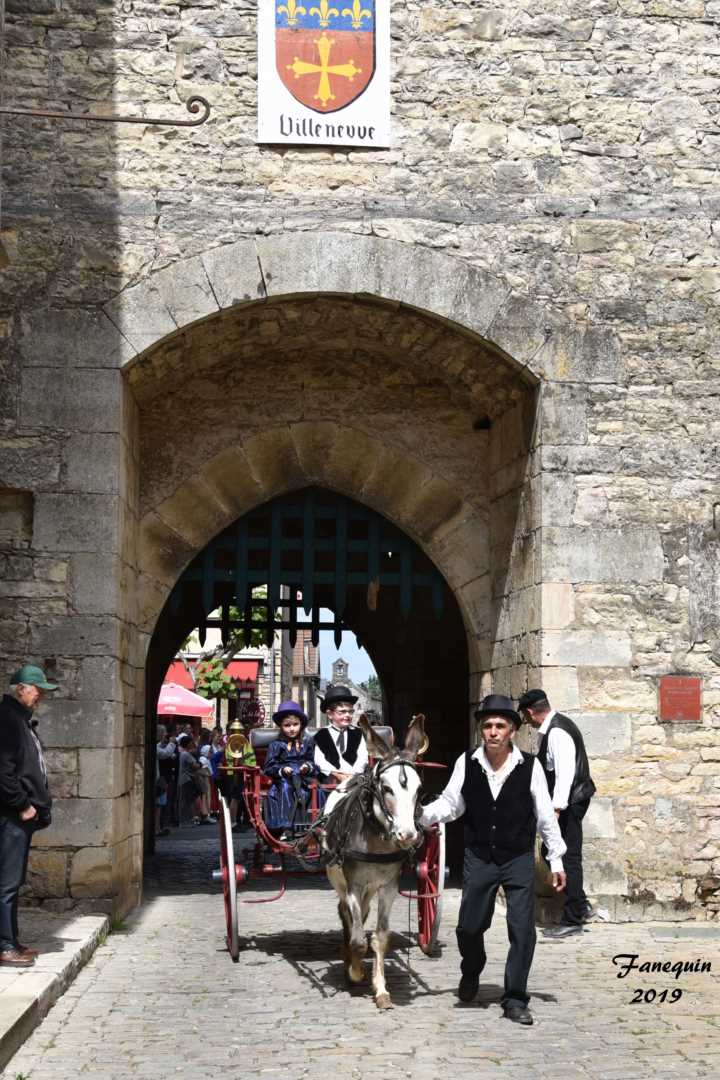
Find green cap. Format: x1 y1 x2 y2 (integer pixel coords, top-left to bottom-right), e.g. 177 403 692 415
10 664 59 691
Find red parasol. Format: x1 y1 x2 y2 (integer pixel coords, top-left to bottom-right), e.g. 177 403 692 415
158 682 216 719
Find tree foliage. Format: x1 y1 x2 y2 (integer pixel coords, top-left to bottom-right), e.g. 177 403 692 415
193 656 238 700
361 674 381 698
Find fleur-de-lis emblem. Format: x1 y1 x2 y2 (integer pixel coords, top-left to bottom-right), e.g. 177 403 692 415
309 0 340 27
277 0 307 26
341 0 372 29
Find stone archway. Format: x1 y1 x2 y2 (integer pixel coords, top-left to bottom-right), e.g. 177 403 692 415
130 290 540 695
127 284 542 884
15 232 625 914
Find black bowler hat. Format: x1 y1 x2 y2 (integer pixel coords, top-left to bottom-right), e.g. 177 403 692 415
474 694 521 728
517 688 550 712
320 684 358 713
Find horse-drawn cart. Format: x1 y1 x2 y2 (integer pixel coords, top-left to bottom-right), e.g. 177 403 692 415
213 717 446 993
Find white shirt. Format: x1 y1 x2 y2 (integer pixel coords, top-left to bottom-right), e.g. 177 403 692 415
31 728 47 780
157 740 176 759
421 744 566 871
537 711 576 811
313 724 369 777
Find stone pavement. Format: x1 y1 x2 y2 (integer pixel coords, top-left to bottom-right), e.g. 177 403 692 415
0 909 108 1072
2 824 719 1080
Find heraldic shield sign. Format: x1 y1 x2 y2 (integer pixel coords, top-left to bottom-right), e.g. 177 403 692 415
258 0 390 148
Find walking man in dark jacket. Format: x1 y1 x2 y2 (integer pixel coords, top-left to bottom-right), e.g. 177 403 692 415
0 664 58 966
518 689 597 939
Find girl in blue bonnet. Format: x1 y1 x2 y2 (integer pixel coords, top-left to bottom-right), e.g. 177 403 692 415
263 701 318 836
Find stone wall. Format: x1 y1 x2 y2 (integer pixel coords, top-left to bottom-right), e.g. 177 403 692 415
0 0 718 917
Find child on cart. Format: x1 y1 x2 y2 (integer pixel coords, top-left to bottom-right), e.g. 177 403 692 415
263 701 319 838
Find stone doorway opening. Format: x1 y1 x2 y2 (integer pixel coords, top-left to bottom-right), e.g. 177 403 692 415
144 485 470 876
127 274 539 906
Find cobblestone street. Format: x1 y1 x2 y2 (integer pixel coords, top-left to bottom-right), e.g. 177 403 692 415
3 827 719 1080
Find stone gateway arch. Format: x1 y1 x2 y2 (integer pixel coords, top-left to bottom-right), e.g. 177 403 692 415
4 231 714 920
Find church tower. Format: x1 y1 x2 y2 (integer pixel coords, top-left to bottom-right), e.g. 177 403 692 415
331 657 349 685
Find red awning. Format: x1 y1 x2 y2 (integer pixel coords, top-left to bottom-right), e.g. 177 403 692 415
164 659 259 690
226 661 260 682
165 661 194 690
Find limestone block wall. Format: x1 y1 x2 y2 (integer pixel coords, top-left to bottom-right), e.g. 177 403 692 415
0 0 718 917
0 375 143 914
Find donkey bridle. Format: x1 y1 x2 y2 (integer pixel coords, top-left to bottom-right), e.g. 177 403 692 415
343 757 424 864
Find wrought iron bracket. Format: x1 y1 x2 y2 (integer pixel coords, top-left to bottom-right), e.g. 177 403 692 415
0 94 211 127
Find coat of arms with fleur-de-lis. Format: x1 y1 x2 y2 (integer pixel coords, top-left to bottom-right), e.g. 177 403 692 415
275 0 376 113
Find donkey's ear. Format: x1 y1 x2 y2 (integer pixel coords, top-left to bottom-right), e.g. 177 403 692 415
403 714 429 761
358 713 393 760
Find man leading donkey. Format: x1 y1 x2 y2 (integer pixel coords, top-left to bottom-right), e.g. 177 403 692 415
421 695 566 1025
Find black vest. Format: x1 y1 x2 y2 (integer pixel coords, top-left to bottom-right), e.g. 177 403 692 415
537 713 596 806
313 726 362 771
461 751 536 865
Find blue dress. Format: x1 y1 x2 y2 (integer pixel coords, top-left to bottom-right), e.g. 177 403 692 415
263 735 319 830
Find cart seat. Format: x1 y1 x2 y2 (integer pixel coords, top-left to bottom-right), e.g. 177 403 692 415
249 728 281 751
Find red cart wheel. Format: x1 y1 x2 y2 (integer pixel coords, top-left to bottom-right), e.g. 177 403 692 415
417 823 445 955
218 794 240 961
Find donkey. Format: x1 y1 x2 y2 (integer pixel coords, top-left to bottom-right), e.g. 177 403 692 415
322 713 427 1009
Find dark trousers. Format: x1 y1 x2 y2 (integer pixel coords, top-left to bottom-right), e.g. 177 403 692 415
0 813 35 952
179 781 199 825
456 848 536 1010
556 801 590 925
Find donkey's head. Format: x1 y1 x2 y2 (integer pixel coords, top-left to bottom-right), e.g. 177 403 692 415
359 714 428 851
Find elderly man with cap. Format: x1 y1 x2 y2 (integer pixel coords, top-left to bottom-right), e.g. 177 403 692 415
518 689 596 939
313 684 368 784
421 694 566 1025
0 664 58 966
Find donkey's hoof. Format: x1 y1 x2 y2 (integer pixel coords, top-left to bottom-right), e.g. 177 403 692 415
346 966 365 985
375 993 393 1010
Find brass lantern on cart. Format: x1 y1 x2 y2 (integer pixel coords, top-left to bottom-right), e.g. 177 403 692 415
224 719 253 776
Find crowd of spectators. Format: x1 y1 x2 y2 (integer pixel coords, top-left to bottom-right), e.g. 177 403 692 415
155 722 224 834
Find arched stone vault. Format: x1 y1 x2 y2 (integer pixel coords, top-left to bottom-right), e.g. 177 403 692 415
132 294 534 514
116 231 621 708
128 282 544 691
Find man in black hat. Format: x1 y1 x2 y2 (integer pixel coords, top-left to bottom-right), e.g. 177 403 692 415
518 689 596 938
421 694 566 1025
0 664 58 967
313 685 368 783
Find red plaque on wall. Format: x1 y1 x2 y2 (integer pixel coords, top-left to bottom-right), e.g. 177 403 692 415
659 676 702 723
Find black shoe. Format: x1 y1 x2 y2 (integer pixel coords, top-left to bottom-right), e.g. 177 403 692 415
504 1006 533 1025
542 923 583 939
458 974 479 1002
